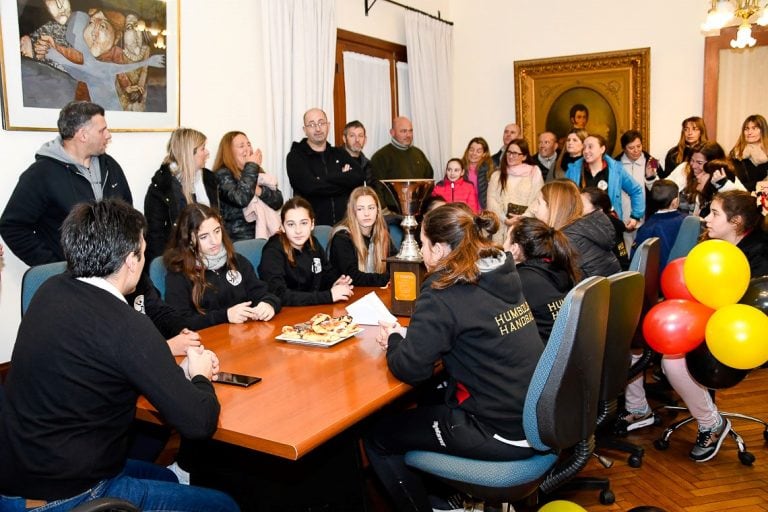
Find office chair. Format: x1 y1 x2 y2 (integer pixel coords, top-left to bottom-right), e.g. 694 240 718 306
149 256 168 300
666 215 703 263
313 225 333 252
404 276 613 507
234 238 268 278
589 272 646 468
21 261 68 316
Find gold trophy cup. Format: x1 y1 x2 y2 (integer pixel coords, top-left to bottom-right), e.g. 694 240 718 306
380 179 434 315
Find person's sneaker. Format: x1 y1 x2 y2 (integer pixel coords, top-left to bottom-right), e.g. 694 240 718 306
430 493 484 511
166 461 190 485
690 416 731 462
614 408 656 434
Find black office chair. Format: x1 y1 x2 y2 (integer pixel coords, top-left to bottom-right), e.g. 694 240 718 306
404 276 613 507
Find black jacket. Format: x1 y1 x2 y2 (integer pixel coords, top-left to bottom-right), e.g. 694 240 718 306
143 164 220 263
258 234 340 306
517 258 573 342
563 210 622 278
386 253 543 440
216 162 284 242
164 253 281 330
738 228 768 277
732 157 768 193
125 272 187 339
327 229 393 287
0 153 132 266
286 139 364 225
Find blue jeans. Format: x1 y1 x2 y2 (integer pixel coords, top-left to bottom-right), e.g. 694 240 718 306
0 460 239 512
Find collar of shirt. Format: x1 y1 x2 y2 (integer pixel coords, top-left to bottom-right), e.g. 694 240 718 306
77 276 128 303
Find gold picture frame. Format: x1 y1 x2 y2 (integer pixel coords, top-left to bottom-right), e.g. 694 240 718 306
0 0 180 132
514 48 650 156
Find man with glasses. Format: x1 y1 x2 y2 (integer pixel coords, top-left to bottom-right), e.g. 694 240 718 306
370 116 434 215
287 108 364 225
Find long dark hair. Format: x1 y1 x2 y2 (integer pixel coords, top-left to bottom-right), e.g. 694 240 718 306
508 217 582 284
683 141 725 205
279 196 318 267
672 116 708 167
713 190 763 236
421 203 500 289
164 204 238 313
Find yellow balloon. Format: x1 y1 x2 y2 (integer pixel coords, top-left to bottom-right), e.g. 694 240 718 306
539 501 588 512
683 240 750 309
705 304 768 369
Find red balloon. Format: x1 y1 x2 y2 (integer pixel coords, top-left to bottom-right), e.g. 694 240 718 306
642 299 714 354
661 258 696 301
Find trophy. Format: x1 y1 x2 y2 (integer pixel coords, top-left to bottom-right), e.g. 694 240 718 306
380 179 434 316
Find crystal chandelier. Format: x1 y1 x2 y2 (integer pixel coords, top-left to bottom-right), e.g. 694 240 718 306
702 0 768 48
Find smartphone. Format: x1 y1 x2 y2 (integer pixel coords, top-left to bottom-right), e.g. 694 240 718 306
215 372 262 387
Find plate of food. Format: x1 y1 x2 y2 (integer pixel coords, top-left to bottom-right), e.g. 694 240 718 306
276 313 364 347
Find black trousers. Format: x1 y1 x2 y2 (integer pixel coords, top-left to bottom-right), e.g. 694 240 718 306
364 404 533 512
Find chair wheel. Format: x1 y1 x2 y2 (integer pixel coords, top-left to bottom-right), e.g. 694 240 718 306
654 415 662 426
628 454 643 468
654 439 669 450
599 489 616 505
763 429 768 442
739 451 755 466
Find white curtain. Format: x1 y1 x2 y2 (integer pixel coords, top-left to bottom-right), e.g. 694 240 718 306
342 51 392 156
396 62 411 123
261 0 336 196
717 46 768 152
404 12 453 181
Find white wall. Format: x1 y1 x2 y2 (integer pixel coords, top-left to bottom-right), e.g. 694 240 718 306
0 0 712 361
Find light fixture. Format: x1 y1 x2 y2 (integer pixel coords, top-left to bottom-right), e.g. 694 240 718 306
701 0 768 48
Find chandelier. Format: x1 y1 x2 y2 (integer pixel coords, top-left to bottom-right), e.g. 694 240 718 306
701 0 768 48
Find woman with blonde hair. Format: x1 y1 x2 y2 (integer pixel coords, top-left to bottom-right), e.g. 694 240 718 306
214 131 284 242
328 186 394 287
663 116 708 176
552 128 588 181
145 127 219 263
729 114 768 192
461 136 495 209
530 180 620 277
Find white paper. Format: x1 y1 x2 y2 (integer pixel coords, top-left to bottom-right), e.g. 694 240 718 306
345 291 397 325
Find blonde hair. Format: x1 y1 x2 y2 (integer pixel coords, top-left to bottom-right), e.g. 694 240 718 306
163 127 207 204
332 186 390 273
539 180 583 230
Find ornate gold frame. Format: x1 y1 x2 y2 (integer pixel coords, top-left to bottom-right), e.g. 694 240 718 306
514 48 650 156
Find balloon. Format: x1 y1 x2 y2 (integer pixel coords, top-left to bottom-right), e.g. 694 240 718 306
705 304 768 369
539 501 587 512
686 342 749 389
660 257 695 301
683 239 751 309
739 275 768 315
642 300 714 354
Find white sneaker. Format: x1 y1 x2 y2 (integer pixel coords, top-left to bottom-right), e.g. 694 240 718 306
166 461 190 485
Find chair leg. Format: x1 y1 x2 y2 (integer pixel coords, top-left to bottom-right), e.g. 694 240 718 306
555 477 615 505
596 435 645 468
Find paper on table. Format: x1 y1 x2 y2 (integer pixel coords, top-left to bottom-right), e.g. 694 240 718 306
345 291 397 325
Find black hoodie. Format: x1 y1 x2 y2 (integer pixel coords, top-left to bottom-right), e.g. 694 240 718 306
563 210 621 278
386 253 543 440
516 258 574 343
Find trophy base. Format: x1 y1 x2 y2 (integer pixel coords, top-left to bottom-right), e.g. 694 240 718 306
387 257 427 317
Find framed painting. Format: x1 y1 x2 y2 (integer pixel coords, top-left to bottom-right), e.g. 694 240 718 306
514 48 650 156
0 0 179 131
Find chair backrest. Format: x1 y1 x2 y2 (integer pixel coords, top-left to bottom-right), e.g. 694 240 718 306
667 215 703 262
388 223 404 248
600 271 645 401
233 238 268 277
149 257 167 300
629 237 661 312
523 276 610 451
21 261 67 316
313 225 333 251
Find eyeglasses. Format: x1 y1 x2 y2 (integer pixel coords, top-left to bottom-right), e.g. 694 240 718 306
305 120 328 129
506 151 523 157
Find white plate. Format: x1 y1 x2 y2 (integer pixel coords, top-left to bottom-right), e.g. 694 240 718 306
275 328 365 348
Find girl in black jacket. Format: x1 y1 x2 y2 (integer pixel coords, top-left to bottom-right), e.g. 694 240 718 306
258 197 354 306
144 128 219 263
327 186 394 287
163 204 280 330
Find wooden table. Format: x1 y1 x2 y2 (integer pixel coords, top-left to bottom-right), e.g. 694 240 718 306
136 288 410 460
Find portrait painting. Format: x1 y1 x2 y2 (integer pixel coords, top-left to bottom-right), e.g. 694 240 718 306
514 48 650 157
0 0 179 131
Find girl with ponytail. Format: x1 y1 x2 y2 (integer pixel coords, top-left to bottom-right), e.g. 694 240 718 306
365 203 544 511
506 217 581 342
